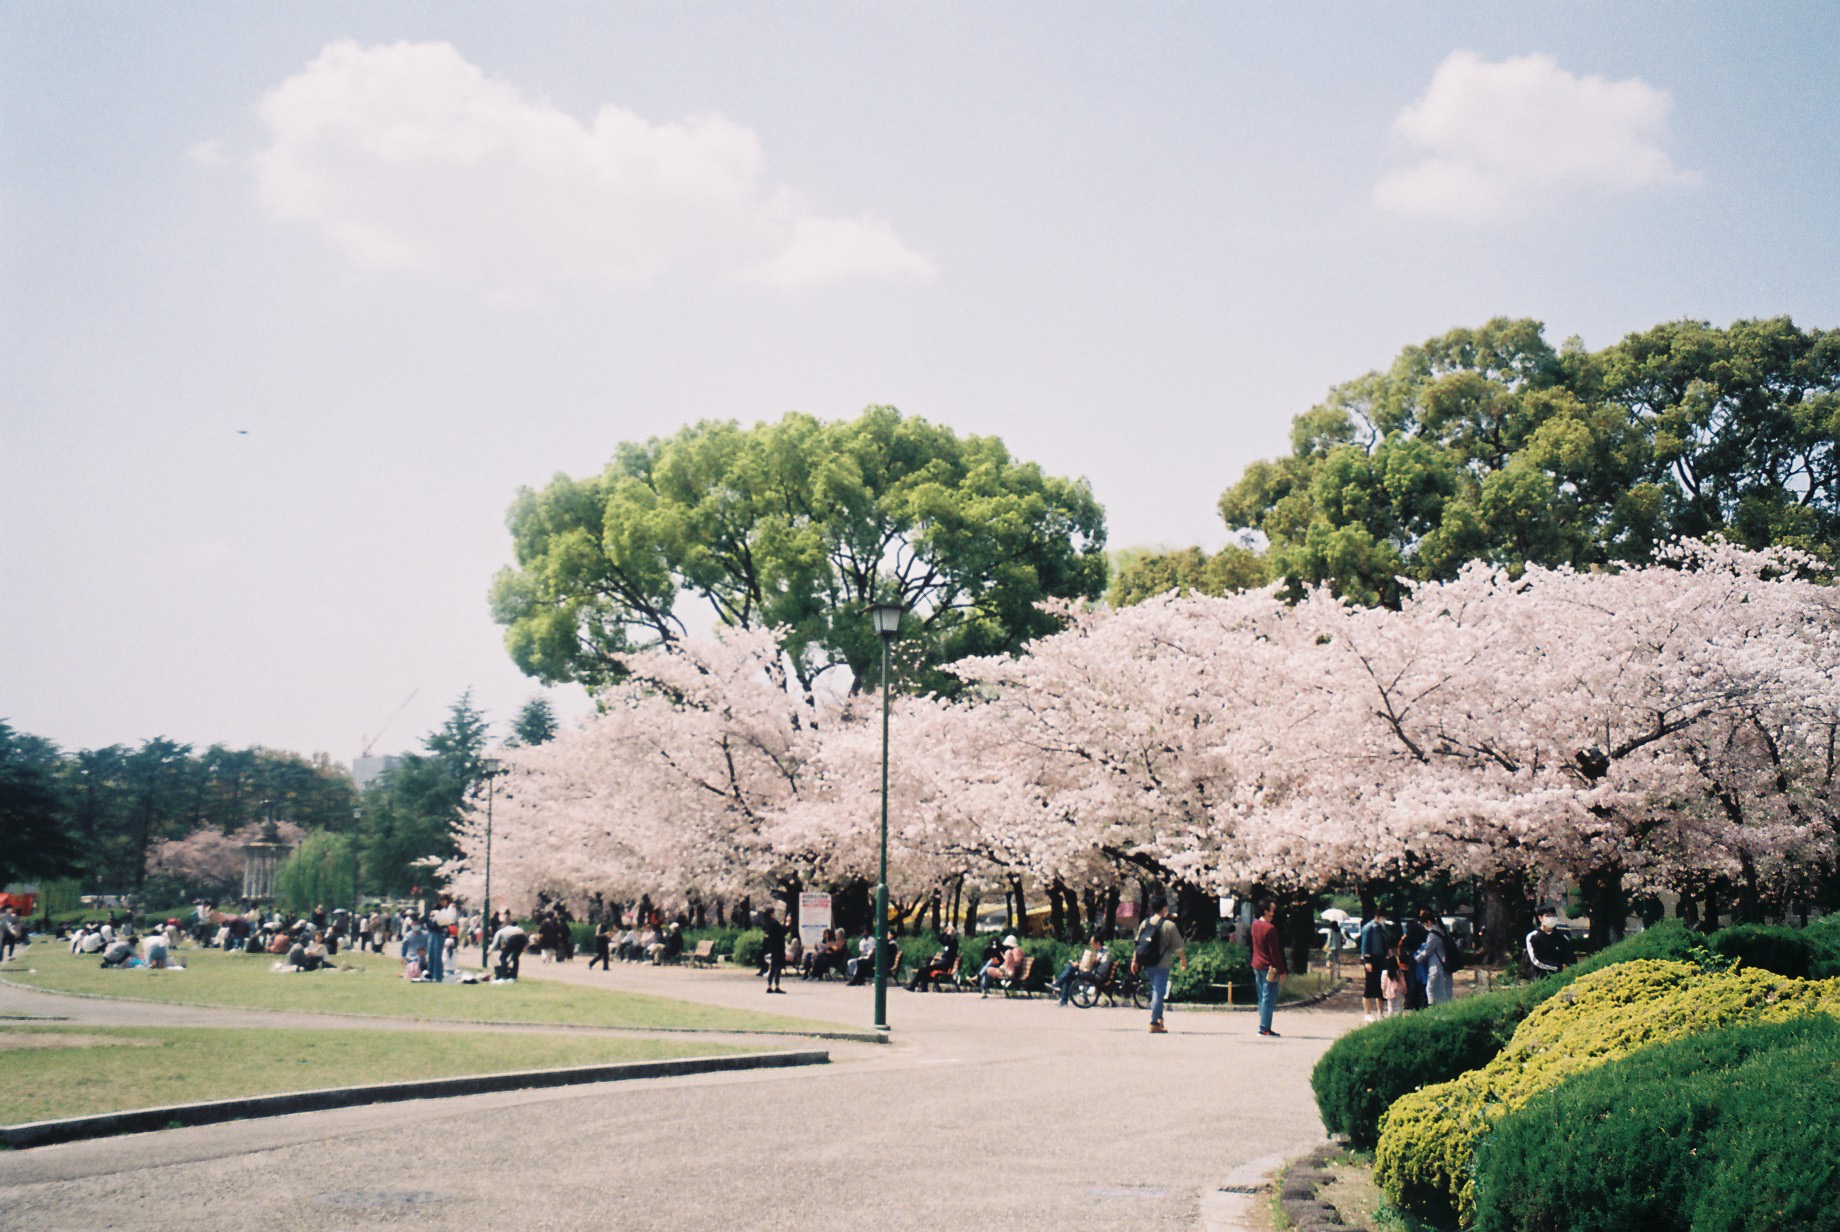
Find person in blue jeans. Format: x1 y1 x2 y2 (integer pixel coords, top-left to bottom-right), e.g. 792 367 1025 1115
421 917 445 983
1133 894 1187 1033
1249 898 1288 1037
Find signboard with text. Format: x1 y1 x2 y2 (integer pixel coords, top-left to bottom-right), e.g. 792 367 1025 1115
799 891 832 951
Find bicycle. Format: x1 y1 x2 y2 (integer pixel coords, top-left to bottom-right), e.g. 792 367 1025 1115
1070 963 1149 1009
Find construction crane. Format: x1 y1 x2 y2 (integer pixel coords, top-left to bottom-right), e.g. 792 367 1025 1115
360 688 420 759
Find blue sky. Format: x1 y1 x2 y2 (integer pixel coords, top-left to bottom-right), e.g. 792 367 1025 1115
4 4 1837 761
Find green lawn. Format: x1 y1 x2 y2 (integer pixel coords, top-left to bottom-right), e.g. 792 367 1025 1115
3 946 844 1035
0 1025 745 1124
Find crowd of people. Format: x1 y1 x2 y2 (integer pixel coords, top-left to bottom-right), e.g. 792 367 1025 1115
1355 902 1575 1023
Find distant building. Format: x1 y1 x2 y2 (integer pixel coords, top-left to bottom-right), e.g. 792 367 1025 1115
352 754 401 792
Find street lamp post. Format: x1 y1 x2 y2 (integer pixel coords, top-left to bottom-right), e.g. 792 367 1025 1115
480 757 503 971
869 602 903 1035
351 807 362 920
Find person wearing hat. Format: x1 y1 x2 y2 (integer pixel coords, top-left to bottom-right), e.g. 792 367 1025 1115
977 933 1025 996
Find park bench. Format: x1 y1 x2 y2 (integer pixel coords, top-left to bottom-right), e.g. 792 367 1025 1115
690 939 719 967
997 955 1037 997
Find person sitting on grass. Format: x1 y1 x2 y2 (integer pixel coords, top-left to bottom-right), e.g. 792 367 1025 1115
142 930 171 969
100 933 135 969
978 934 1025 997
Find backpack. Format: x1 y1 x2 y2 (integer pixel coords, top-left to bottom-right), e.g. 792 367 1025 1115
1445 932 1469 973
1133 919 1164 968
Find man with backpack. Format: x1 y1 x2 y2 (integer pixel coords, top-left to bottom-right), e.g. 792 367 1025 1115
1132 894 1186 1034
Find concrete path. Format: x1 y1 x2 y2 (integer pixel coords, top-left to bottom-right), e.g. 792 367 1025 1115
0 955 1352 1231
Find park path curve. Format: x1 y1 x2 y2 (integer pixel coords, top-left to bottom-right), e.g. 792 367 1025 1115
0 950 1354 1231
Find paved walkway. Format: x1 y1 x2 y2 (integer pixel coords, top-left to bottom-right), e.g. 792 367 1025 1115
0 953 1352 1231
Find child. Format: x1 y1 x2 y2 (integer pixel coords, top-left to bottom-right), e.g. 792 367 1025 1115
1380 965 1404 1017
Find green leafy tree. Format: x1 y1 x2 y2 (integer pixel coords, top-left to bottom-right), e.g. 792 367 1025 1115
273 831 356 914
508 696 558 747
1109 544 1270 606
1216 316 1840 603
491 406 1108 696
0 721 81 886
358 693 489 895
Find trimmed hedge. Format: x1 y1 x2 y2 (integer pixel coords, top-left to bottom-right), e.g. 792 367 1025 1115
730 928 767 970
1372 959 1840 1224
1473 1015 1840 1232
1310 920 1702 1149
1311 982 1543 1148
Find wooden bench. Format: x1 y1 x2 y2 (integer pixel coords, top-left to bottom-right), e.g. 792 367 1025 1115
998 955 1037 997
690 939 719 967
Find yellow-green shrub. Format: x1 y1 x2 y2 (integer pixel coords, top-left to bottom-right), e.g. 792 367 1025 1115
1372 959 1840 1224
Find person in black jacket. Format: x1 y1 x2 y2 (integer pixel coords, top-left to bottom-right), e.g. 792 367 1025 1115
1524 906 1575 975
908 928 959 991
759 907 787 994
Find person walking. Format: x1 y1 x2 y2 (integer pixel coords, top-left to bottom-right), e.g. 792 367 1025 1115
1358 905 1392 1023
589 920 613 971
1249 898 1288 1037
760 907 787 994
1132 894 1187 1034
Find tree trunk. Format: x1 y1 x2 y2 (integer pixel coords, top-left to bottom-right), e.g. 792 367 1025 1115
1048 877 1066 941
1284 896 1312 975
1479 872 1531 966
1176 884 1215 942
1580 866 1627 948
1103 885 1120 940
961 889 979 936
929 887 943 935
1009 874 1028 937
1062 882 1084 941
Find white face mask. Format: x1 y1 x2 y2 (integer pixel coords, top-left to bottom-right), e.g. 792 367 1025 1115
1540 915 1558 929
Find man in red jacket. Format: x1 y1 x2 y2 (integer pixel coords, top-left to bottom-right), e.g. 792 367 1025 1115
1249 898 1288 1037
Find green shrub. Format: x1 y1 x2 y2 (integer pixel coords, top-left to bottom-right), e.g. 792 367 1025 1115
1707 923 1819 979
1312 983 1543 1148
1308 922 1696 1151
1169 941 1252 1002
1374 959 1840 1224
1473 1016 1840 1232
730 928 766 970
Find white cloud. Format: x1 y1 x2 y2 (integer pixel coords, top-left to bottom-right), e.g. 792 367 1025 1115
750 214 937 288
246 40 934 293
1374 51 1697 220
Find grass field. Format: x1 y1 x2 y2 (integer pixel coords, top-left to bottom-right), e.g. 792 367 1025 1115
2 946 843 1035
0 1025 744 1124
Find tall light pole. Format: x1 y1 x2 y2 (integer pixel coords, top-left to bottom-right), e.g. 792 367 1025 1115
869 601 903 1035
351 807 362 919
479 757 503 970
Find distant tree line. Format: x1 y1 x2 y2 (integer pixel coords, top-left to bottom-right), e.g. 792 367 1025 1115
0 721 358 893
1 693 560 905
